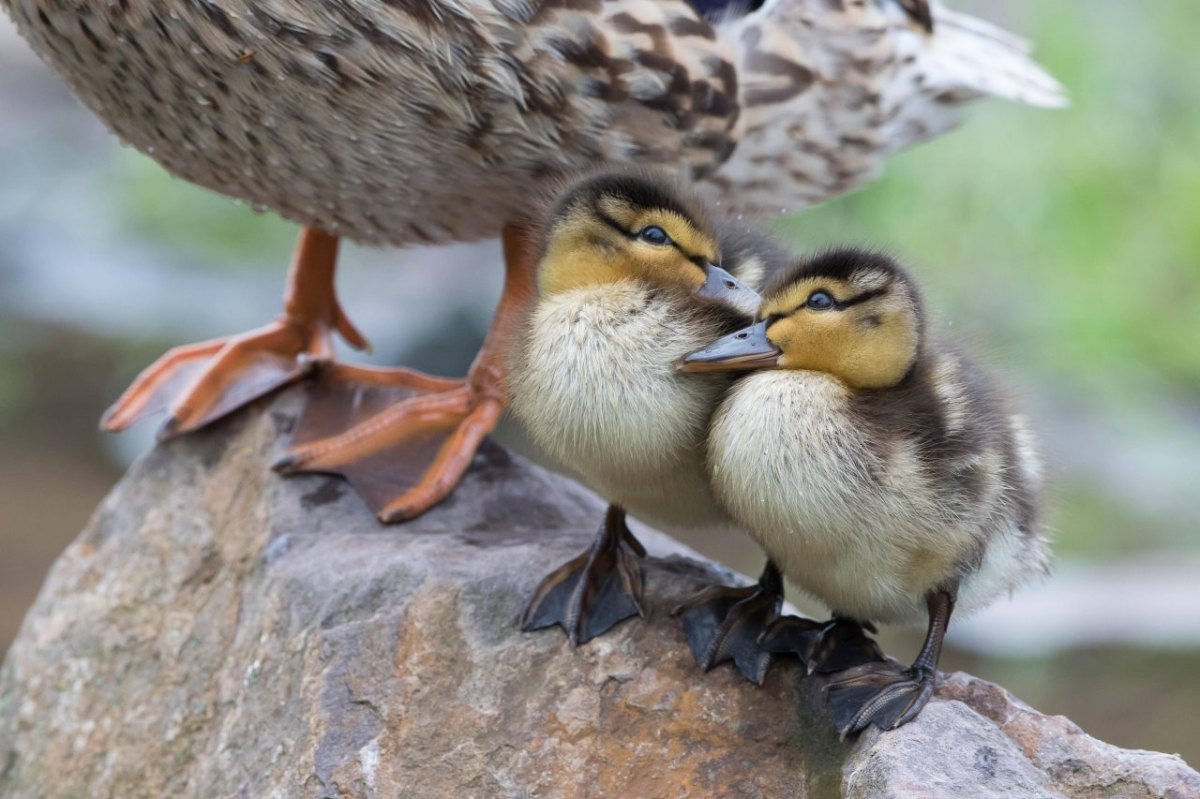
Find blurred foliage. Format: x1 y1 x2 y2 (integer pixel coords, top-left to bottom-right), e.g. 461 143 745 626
0 329 33 425
1050 481 1183 561
947 645 1200 763
110 150 296 270
776 0 1200 402
0 319 51 430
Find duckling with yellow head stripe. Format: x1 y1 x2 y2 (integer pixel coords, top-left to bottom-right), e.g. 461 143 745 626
509 169 790 676
682 248 1049 734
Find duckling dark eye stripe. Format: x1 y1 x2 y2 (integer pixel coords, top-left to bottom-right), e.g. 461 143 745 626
595 210 633 238
842 287 889 307
625 221 706 266
783 286 888 314
595 210 680 253
594 206 707 269
670 244 711 272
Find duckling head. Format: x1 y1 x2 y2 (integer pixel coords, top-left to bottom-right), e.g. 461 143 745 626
536 170 761 315
680 248 923 389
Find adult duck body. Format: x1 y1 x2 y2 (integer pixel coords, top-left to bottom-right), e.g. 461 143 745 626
4 0 1065 518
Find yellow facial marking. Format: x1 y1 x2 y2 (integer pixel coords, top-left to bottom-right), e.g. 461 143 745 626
762 275 919 390
537 195 720 297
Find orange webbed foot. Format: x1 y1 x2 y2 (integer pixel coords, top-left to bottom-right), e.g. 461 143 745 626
273 224 536 522
100 228 367 439
273 363 504 522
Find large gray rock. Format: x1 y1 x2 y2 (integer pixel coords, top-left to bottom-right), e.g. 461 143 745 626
1 394 1196 798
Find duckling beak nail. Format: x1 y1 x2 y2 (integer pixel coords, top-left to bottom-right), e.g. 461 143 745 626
678 321 781 373
695 264 762 318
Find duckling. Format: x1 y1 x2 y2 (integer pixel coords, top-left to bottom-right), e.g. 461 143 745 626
510 169 792 673
5 0 1064 521
680 248 1048 734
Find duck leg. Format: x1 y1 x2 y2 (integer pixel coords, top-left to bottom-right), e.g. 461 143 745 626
673 561 785 685
823 586 957 737
273 225 535 522
102 228 368 438
520 505 647 645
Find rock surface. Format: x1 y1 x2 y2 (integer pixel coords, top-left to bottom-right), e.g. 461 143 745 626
1 394 1196 799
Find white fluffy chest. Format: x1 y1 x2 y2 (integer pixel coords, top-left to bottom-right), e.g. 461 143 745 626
707 372 968 622
509 283 728 525
708 372 880 548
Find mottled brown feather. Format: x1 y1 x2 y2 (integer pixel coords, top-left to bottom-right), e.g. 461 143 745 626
2 0 1062 244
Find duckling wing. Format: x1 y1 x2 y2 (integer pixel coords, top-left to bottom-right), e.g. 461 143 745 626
851 342 1049 608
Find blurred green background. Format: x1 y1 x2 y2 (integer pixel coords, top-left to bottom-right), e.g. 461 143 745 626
1 0 1197 763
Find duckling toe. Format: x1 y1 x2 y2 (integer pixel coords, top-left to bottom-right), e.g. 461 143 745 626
521 510 645 646
805 618 888 674
758 615 833 671
824 662 936 737
674 563 786 685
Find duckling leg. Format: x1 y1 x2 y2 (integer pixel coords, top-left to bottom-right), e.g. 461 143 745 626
823 587 957 737
673 561 785 685
520 505 647 645
272 225 534 522
101 228 368 438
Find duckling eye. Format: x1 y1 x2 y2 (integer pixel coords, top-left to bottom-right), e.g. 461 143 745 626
806 291 835 310
638 226 671 246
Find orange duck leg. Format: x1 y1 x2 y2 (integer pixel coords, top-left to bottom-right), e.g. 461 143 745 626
273 225 537 522
102 228 369 439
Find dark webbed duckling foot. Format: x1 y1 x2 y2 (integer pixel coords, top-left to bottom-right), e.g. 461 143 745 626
761 616 885 675
825 659 935 737
822 589 957 738
674 561 785 685
521 505 646 645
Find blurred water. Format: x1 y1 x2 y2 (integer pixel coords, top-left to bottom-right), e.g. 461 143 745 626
953 553 1200 656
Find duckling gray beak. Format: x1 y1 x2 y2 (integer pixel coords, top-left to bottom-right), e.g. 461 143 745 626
678 321 781 373
695 264 762 318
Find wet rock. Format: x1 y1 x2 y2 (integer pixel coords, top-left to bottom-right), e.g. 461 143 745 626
1 393 1196 798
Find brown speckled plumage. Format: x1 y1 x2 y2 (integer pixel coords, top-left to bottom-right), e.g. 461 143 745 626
4 0 1063 245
